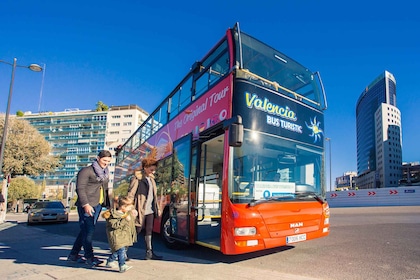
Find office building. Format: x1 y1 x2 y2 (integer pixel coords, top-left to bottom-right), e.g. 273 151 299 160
22 105 148 197
401 162 420 186
355 71 402 188
335 171 357 191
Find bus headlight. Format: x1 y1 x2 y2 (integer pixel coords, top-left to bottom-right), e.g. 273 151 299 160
234 227 256 236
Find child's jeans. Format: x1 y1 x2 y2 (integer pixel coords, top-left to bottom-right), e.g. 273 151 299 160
108 246 127 267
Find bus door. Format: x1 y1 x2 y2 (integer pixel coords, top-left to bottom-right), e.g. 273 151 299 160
167 134 192 243
195 134 224 250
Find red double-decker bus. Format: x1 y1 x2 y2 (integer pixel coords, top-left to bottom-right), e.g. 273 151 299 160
114 23 330 255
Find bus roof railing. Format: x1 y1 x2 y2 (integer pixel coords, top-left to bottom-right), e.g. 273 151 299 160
238 68 320 107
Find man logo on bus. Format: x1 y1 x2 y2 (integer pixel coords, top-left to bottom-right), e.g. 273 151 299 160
305 116 323 143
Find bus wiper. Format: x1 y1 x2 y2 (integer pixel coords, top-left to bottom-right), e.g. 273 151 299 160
247 195 295 207
295 192 325 204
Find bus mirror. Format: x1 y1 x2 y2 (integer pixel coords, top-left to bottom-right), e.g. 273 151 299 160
229 122 243 147
224 115 243 147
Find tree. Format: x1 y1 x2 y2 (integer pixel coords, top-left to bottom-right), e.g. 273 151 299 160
16 111 24 117
8 177 41 201
113 181 129 197
0 118 60 177
95 101 109 111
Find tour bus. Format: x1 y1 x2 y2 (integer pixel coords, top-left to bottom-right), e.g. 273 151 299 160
114 23 330 255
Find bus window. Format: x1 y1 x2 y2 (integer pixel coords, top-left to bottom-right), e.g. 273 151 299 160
179 77 193 112
194 40 229 99
237 32 322 109
230 130 322 203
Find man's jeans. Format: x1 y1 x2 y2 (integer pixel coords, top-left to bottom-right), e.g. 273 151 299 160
69 204 102 259
108 246 127 267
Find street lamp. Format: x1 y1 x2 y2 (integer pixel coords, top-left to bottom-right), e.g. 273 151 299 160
325 137 332 192
0 58 43 222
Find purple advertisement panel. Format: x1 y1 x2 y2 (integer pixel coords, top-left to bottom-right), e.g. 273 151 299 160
233 80 324 148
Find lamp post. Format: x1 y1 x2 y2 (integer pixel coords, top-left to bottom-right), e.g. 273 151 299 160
0 58 43 223
325 137 332 192
37 63 46 113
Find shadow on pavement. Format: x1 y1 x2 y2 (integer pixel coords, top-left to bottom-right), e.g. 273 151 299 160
0 220 295 271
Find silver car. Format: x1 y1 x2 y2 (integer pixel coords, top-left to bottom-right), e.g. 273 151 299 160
27 201 69 225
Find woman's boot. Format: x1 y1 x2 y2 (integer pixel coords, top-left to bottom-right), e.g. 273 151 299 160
145 235 162 260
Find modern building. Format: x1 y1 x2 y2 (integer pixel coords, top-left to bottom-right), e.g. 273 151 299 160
374 103 402 187
400 162 420 186
22 105 148 197
355 71 402 188
335 171 357 191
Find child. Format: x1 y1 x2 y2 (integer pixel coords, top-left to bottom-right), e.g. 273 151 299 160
102 195 137 273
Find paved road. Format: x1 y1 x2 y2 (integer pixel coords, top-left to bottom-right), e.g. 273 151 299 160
3 206 420 280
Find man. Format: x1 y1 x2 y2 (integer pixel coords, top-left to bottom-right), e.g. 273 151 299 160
67 150 112 266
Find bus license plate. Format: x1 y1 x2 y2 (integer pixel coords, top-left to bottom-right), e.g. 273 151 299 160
286 233 306 244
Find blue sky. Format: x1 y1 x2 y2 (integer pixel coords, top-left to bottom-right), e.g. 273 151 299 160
1 1 419 186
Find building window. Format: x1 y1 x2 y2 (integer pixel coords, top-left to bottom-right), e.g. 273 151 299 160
93 115 107 121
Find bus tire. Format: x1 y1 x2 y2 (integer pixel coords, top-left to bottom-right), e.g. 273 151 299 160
160 210 186 250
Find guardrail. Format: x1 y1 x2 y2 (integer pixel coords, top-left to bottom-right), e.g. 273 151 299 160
326 186 420 207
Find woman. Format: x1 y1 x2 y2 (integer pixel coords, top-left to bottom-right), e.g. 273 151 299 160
128 157 162 260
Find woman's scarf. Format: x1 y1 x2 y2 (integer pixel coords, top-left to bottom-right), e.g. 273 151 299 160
92 160 109 182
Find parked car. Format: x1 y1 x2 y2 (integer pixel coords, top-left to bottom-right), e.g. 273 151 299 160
27 201 69 225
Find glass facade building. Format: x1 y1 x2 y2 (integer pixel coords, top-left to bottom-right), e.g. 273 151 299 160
355 71 401 188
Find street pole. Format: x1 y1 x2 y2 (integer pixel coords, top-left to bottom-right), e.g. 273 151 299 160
66 173 77 208
0 58 42 223
0 59 17 223
325 137 332 192
37 63 46 113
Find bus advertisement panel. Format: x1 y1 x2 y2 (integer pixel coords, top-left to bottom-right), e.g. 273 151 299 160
115 75 232 180
233 79 324 148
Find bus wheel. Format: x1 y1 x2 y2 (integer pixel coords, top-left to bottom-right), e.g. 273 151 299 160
160 211 185 250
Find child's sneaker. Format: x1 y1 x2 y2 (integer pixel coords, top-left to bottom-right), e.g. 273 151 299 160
106 260 118 268
119 264 132 273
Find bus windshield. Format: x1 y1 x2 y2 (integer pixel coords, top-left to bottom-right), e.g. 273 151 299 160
236 31 323 109
230 130 323 204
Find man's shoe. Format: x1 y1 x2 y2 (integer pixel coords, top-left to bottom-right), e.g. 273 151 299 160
119 264 132 273
85 257 103 266
106 260 118 268
67 254 83 263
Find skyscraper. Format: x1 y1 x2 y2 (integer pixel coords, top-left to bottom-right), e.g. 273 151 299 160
355 71 402 188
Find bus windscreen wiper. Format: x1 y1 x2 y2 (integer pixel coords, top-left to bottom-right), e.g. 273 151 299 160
247 194 295 207
295 192 325 204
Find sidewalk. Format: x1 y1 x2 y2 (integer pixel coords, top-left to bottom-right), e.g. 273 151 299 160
0 219 317 280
